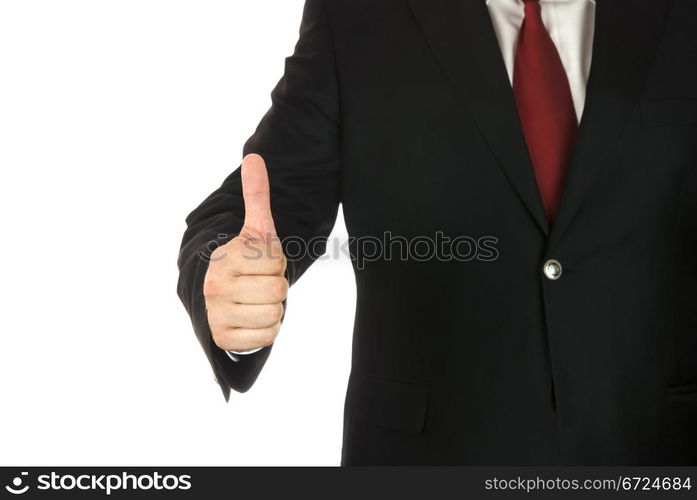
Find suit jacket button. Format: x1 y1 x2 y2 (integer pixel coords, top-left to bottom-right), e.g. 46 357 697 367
543 259 563 280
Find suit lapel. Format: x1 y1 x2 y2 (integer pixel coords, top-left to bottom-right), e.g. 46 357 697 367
549 0 671 247
408 0 550 236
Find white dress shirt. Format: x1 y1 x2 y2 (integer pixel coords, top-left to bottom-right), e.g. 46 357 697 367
487 0 596 121
227 0 597 362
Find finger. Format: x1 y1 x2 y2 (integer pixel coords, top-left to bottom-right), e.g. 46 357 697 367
227 239 287 276
232 276 289 304
241 153 277 239
214 302 285 329
204 276 288 304
213 323 281 352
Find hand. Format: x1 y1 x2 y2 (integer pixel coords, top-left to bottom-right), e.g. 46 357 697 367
204 154 288 352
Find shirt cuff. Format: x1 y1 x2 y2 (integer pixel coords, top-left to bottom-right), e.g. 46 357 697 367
225 348 263 362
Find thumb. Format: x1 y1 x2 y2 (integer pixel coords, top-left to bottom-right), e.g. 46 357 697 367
241 153 277 240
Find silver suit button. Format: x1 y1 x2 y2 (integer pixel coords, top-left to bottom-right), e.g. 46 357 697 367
543 259 563 280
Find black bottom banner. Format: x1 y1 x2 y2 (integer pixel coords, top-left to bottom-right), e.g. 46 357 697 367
1 467 695 499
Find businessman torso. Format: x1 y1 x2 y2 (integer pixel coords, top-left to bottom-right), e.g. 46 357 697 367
178 0 697 465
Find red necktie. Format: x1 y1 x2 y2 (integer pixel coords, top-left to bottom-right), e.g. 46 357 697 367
513 0 578 223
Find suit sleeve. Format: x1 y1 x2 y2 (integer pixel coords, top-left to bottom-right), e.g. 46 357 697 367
176 0 341 400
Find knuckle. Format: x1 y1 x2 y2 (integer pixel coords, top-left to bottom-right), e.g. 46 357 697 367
203 278 221 298
257 326 278 347
260 306 275 326
266 254 287 275
213 327 246 352
210 244 229 264
271 277 289 301
267 303 284 324
279 254 288 274
210 326 229 350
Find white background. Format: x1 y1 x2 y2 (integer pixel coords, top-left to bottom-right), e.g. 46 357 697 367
0 0 355 466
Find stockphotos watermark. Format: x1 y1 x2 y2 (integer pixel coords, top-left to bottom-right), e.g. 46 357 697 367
4 471 191 496
198 232 500 270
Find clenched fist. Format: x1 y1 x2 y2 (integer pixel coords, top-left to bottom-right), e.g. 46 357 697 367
204 154 288 353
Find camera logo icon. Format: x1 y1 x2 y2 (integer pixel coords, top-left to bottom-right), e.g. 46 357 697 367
5 472 29 495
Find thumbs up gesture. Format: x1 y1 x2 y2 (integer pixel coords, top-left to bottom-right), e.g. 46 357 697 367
204 154 288 353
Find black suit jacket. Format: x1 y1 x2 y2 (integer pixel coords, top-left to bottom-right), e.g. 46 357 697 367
178 0 697 465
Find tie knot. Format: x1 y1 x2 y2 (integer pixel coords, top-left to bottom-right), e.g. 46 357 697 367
523 0 542 15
